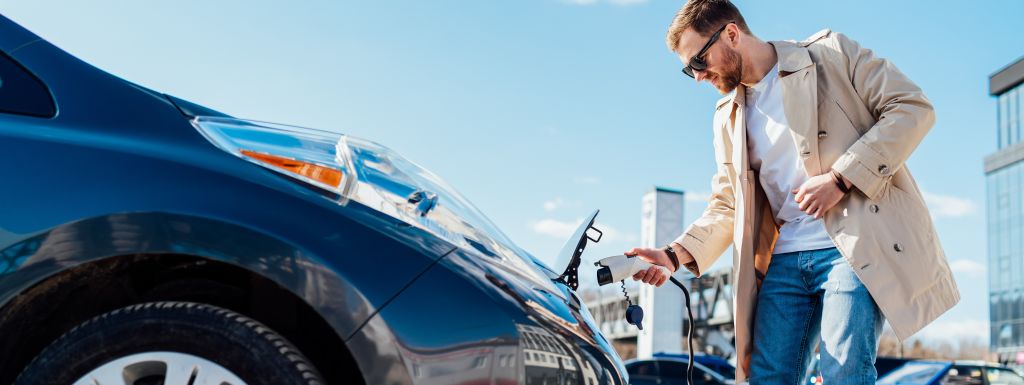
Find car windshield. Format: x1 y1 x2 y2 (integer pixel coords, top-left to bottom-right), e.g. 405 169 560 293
877 362 949 385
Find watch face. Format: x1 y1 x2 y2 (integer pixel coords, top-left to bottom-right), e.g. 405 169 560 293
663 246 679 270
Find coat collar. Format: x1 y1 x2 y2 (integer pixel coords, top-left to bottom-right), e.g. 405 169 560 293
724 40 822 176
771 40 814 74
723 40 814 108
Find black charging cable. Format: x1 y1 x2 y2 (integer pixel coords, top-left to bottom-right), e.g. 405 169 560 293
668 276 695 385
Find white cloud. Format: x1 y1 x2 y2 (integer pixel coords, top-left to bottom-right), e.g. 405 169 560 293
532 218 584 239
531 218 638 244
922 191 976 218
949 259 986 277
594 221 639 243
543 199 561 211
915 318 989 346
542 197 582 212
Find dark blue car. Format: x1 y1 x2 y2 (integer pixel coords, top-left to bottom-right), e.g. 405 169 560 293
651 352 736 381
877 361 1024 385
625 353 735 385
0 15 627 385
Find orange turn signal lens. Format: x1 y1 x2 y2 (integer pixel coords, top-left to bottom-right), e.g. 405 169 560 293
241 149 343 188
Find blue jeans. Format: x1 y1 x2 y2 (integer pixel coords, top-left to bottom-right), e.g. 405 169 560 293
748 247 884 385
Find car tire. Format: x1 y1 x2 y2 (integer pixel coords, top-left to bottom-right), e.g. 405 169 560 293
14 301 325 385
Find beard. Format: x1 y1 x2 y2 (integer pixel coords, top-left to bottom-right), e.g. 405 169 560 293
710 46 743 94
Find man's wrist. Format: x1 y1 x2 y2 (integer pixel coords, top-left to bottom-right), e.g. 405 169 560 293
670 242 694 264
670 242 700 276
662 244 680 272
830 168 852 193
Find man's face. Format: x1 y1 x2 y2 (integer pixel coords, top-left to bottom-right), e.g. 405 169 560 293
675 26 743 95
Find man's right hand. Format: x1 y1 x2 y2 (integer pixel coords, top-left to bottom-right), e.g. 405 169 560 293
624 245 695 287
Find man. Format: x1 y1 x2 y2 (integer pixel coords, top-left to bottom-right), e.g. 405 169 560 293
624 1 959 384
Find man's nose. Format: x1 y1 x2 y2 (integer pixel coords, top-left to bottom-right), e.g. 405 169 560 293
694 70 708 83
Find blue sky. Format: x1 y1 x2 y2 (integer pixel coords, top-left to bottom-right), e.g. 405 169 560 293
6 1 1022 347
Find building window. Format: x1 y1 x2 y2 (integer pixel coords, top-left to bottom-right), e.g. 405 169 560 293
1001 92 1010 149
1012 88 1021 147
1019 85 1024 142
472 356 487 369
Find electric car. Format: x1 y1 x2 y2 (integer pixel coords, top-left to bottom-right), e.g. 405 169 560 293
802 354 912 384
624 356 734 385
876 361 1024 385
650 352 736 380
0 15 627 385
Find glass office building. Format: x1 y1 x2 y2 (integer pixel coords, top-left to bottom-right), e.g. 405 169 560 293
986 56 1024 365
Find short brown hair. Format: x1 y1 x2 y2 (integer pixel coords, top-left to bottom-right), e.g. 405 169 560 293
666 0 752 51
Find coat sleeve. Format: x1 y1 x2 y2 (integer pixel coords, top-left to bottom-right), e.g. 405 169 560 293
672 112 735 277
828 32 936 201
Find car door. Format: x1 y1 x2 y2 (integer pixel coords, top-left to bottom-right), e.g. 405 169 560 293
657 360 723 385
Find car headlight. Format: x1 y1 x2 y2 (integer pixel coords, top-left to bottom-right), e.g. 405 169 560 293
191 117 559 292
192 116 355 197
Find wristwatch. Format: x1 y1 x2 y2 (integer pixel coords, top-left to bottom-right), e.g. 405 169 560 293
830 169 851 194
663 244 681 272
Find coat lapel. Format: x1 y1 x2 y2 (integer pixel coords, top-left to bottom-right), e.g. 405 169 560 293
730 86 748 171
772 40 821 176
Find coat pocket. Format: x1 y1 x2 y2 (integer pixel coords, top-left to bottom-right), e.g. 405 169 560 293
868 183 943 299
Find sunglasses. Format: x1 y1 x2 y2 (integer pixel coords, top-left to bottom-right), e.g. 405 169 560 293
681 21 734 78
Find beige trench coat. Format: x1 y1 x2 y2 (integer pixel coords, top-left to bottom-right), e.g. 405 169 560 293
672 30 960 381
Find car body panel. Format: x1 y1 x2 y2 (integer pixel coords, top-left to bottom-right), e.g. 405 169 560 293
0 19 456 337
0 13 627 385
349 248 626 385
0 15 41 54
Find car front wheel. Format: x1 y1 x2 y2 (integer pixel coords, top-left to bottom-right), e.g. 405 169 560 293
15 302 324 385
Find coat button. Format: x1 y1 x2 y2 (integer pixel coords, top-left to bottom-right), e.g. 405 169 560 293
893 243 903 252
870 204 879 213
818 131 828 139
878 165 889 175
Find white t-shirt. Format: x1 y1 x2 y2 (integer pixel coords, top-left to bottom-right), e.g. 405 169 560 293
744 63 835 255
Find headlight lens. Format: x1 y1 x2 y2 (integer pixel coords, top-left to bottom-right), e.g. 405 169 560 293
191 117 556 290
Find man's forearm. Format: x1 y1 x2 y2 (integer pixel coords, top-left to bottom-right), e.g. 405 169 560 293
828 32 935 201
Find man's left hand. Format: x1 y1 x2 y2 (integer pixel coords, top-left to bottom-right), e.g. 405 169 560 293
792 173 848 219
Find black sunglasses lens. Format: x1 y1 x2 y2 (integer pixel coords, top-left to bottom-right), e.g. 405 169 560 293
691 57 706 71
682 57 706 78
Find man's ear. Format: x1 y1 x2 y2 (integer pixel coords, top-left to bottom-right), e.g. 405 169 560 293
724 24 742 48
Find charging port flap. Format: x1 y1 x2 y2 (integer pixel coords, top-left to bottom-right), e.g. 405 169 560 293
554 209 602 290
